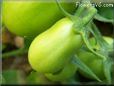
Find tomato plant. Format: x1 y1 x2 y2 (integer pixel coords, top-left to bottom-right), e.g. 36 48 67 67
1 0 114 85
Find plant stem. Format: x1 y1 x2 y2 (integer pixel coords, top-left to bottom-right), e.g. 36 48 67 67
73 0 97 26
2 48 28 58
82 7 97 26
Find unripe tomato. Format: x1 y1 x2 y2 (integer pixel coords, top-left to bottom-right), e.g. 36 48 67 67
28 18 83 73
2 0 76 37
77 36 113 80
45 62 77 82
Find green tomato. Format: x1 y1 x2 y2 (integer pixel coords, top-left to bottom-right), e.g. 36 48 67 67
45 62 77 82
2 0 75 37
77 36 113 80
28 18 83 73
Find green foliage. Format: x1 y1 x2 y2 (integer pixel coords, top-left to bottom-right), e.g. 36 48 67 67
95 7 114 23
27 71 53 84
2 70 25 84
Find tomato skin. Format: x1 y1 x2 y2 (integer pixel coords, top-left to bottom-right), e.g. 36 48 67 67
28 18 83 73
45 62 77 82
77 36 113 80
2 0 75 37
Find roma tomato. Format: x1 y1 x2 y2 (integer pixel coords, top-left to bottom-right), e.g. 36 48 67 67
77 36 113 80
45 62 77 82
2 0 75 37
28 18 83 73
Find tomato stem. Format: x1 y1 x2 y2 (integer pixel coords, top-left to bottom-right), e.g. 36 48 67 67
56 0 74 20
74 0 91 16
80 29 106 61
82 7 97 26
73 0 97 26
56 0 97 27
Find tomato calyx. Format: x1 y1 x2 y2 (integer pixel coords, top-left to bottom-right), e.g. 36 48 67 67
56 0 97 28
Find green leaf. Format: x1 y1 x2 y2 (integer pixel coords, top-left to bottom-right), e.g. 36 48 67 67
97 7 113 20
103 59 112 84
94 14 113 24
112 64 114 84
72 55 102 82
61 76 80 85
0 73 3 84
95 6 114 24
2 70 25 84
27 71 52 84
